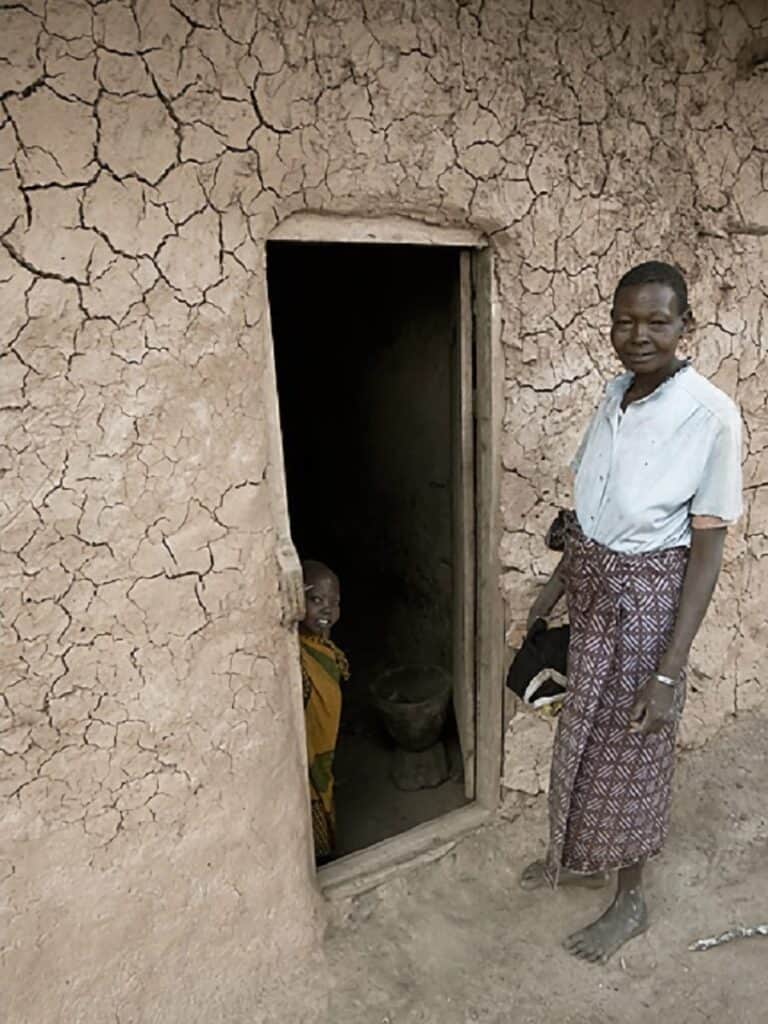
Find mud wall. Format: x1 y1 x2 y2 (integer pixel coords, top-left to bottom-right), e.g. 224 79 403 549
1 0 766 1019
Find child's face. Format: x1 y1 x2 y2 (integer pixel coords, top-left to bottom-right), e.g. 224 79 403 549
610 282 690 377
302 573 340 639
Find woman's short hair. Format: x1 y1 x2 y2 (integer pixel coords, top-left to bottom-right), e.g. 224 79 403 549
613 261 689 316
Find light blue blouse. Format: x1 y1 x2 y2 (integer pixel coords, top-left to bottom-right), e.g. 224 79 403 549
573 366 743 554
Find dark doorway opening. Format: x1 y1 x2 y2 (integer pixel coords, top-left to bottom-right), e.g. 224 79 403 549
267 241 473 857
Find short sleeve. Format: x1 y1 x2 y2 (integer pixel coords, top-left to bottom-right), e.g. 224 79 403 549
690 412 743 523
570 432 587 475
570 406 601 475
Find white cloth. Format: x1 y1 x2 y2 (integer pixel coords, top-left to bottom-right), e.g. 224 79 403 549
572 365 743 554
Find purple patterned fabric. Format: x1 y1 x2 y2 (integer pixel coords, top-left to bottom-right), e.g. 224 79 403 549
545 524 688 883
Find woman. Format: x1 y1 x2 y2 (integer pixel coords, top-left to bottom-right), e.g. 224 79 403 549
520 261 743 963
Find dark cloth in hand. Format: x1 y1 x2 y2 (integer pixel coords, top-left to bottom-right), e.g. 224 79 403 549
506 618 569 708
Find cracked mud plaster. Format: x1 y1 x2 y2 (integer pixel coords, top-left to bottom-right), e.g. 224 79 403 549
0 0 767 1020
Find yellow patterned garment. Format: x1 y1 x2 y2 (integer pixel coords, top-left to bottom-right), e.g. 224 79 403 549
300 632 350 858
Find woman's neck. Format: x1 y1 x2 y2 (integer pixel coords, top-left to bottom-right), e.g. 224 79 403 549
625 357 686 405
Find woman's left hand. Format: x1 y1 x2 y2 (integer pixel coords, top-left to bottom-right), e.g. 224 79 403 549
628 677 677 735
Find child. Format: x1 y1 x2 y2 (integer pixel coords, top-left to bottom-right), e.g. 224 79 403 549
299 560 349 864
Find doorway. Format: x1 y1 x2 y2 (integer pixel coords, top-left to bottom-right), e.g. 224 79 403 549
266 240 479 859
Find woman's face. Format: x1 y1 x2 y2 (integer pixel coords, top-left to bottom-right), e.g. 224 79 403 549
610 282 690 377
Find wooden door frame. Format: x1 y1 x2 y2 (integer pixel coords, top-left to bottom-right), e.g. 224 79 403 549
265 213 504 897
453 250 476 799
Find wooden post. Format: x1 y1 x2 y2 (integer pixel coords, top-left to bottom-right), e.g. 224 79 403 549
452 250 477 797
472 247 504 810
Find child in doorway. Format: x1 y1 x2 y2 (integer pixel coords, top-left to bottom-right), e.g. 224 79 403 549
299 560 350 864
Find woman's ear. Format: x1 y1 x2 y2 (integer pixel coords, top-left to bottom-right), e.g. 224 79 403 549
677 309 695 360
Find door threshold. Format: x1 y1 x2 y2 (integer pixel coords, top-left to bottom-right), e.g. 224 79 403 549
319 803 492 901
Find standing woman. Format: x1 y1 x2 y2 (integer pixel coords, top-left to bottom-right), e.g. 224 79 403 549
520 261 743 963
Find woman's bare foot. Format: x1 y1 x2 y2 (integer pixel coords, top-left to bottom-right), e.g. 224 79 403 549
563 887 648 963
519 859 611 891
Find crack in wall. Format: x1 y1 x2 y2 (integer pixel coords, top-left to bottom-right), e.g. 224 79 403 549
1 0 767 1018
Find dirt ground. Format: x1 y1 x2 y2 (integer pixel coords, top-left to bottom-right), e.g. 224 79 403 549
334 676 467 856
334 725 467 856
314 710 768 1024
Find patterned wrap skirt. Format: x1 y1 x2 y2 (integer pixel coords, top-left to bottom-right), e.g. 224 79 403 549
545 523 688 883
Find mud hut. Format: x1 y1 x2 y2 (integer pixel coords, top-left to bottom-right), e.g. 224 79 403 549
1 0 766 1020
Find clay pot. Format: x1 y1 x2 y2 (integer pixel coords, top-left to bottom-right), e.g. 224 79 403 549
370 665 452 752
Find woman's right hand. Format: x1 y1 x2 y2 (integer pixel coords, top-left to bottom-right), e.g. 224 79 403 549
525 559 566 633
526 591 555 633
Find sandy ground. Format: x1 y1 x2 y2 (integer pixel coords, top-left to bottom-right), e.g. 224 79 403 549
316 710 768 1024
